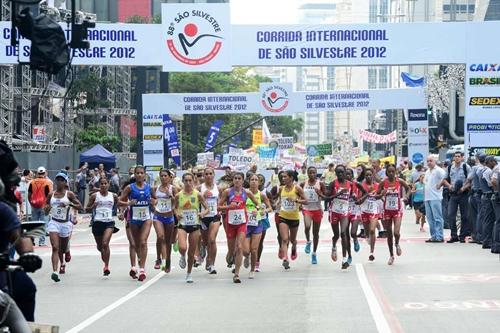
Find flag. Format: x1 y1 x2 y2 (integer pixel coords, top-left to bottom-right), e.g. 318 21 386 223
163 114 181 167
204 120 223 151
401 72 424 87
262 119 271 144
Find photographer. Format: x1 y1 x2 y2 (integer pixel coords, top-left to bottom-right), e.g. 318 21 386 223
0 140 42 326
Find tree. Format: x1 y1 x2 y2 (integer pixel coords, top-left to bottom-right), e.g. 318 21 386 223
75 123 121 151
426 65 465 116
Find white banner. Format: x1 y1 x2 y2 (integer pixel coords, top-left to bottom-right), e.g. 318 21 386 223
407 109 429 165
227 154 253 167
197 152 214 165
359 130 397 143
277 137 294 150
142 87 426 116
32 125 46 143
142 114 164 168
231 22 466 67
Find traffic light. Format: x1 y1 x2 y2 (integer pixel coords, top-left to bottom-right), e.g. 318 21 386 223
70 19 96 49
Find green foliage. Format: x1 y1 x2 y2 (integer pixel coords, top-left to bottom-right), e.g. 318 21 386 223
69 69 113 111
76 124 121 152
125 15 150 24
169 68 303 161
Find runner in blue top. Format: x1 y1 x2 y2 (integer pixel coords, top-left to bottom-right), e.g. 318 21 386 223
411 173 426 232
119 166 155 281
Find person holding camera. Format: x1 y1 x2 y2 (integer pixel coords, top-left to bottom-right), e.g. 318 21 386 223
441 151 471 243
0 140 42 326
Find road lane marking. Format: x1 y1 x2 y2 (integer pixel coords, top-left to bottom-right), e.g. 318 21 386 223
355 264 391 333
66 272 164 333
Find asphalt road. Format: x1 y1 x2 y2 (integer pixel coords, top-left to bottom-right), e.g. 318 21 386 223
30 211 500 333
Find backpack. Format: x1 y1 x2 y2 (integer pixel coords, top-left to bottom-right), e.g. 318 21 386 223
29 179 48 209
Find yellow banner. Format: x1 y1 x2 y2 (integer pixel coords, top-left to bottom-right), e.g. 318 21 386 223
252 129 263 146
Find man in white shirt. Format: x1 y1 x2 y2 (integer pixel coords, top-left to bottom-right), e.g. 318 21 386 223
424 156 446 242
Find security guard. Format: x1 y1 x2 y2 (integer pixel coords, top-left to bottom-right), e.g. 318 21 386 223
479 156 496 249
462 153 486 243
490 157 500 254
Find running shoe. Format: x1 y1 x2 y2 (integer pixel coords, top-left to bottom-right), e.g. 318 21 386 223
173 241 179 252
233 275 241 283
282 259 290 270
179 255 187 269
103 267 110 276
341 261 350 270
249 271 255 279
138 270 146 281
186 273 193 283
369 254 375 262
243 255 250 269
291 246 298 261
354 240 360 253
232 267 236 274
255 261 260 272
154 259 161 270
200 245 207 260
209 266 217 275
305 241 311 254
129 268 138 279
51 272 60 282
311 253 317 265
396 244 402 256
331 247 337 262
193 257 201 268
165 260 171 273
387 256 395 265
59 265 66 274
65 250 72 263
226 253 233 268
347 256 352 265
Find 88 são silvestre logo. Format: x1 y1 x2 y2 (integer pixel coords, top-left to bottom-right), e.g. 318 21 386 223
166 9 224 66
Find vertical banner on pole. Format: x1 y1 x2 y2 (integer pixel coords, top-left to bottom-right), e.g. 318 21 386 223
407 109 429 165
163 114 181 167
204 120 223 151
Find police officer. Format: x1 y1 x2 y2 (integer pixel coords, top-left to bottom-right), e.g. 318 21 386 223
491 157 500 254
442 151 471 243
480 156 497 250
462 153 486 243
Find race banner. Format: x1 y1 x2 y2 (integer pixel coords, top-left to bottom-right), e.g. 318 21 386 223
204 120 224 151
359 130 397 143
142 88 425 116
226 153 253 167
407 109 429 165
306 143 333 157
163 114 181 167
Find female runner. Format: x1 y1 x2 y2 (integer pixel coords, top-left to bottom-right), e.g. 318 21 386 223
359 168 379 261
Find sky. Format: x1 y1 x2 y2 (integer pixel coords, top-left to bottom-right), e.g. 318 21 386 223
230 0 299 24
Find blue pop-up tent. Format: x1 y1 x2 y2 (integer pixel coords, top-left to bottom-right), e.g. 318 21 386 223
80 144 116 169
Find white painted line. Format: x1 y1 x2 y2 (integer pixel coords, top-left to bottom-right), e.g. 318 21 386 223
66 272 164 333
355 263 392 333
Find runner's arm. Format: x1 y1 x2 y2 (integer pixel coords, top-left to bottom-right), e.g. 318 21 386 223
44 192 53 215
198 193 209 218
86 193 97 213
294 186 308 205
68 191 83 211
118 185 132 207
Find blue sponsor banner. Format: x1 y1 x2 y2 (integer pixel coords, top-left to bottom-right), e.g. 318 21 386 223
257 146 277 158
163 114 181 166
205 120 224 151
467 123 500 132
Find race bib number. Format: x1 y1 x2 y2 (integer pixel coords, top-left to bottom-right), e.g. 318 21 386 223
156 198 172 213
282 198 297 211
51 206 69 221
206 197 218 217
95 206 112 220
228 209 246 225
306 189 318 202
247 212 258 227
181 209 198 226
348 200 356 213
332 199 349 214
362 198 377 214
386 195 399 210
132 206 150 221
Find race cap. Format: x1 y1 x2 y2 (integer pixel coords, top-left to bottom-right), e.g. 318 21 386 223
55 172 69 182
37 166 46 174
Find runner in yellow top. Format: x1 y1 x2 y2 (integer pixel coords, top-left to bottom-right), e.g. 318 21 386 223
278 170 307 270
174 172 209 283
